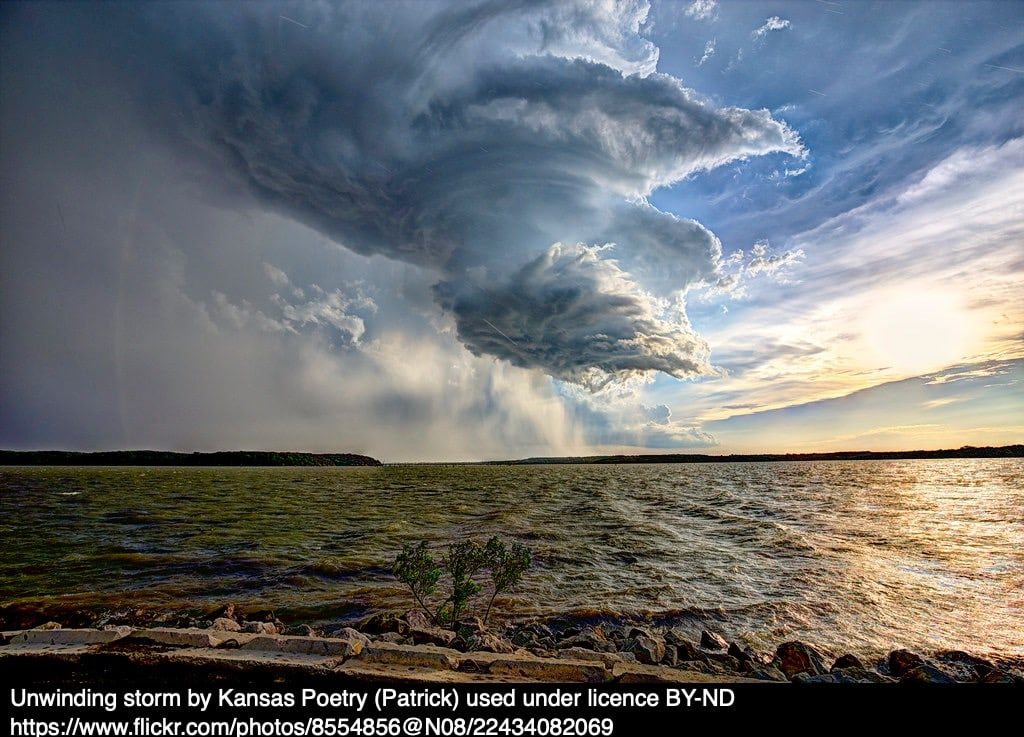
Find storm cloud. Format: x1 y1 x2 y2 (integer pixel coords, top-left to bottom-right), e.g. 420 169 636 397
103 0 800 385
0 0 823 459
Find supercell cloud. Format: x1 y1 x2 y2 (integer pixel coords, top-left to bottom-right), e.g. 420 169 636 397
117 0 801 387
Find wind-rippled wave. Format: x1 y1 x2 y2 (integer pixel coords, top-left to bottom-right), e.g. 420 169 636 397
1 460 1021 659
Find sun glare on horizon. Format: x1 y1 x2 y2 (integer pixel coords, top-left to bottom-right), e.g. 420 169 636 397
860 288 977 376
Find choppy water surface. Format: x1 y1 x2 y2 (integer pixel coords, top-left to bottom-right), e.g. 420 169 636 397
2 460 1022 658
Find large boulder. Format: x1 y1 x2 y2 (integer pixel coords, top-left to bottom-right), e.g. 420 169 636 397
328 627 371 649
831 653 864 671
209 618 241 633
453 616 485 633
771 641 829 679
408 626 457 648
668 638 707 665
557 627 613 653
727 642 760 670
403 610 432 630
626 626 653 640
466 631 515 654
700 630 729 651
886 649 925 678
627 634 666 665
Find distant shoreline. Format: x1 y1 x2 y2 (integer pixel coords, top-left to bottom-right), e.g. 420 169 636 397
1 445 1021 467
0 450 382 467
484 444 1024 465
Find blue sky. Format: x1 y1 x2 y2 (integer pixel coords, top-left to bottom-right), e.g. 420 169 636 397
633 0 1024 452
1 1 1021 460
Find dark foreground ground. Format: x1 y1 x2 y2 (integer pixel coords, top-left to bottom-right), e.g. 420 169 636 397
4 608 1021 685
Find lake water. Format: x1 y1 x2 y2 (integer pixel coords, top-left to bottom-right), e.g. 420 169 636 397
1 460 1022 659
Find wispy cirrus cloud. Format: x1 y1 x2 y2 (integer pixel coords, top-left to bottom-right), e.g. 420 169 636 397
698 38 716 65
685 1 718 22
751 16 791 40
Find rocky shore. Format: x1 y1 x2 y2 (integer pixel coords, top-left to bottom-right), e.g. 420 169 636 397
3 607 1021 684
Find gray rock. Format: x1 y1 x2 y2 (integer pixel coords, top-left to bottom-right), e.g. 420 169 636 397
748 665 789 682
209 618 241 632
204 604 237 621
700 658 743 677
900 664 956 684
329 627 371 648
408 626 457 648
670 639 707 664
380 632 404 643
467 631 515 654
242 622 277 634
454 616 486 634
12 628 131 646
700 630 729 651
704 651 742 673
33 622 62 631
557 629 612 652
403 610 432 630
556 647 634 667
727 642 760 669
509 624 555 649
793 672 841 684
796 669 893 684
627 634 666 665
831 666 896 683
242 634 362 657
627 626 654 641
771 641 829 679
663 628 687 645
359 612 408 636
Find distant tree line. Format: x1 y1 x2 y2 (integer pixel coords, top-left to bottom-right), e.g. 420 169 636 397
0 450 382 466
488 445 1024 465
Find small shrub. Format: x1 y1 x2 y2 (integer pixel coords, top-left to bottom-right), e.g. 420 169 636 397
392 541 442 621
482 536 532 625
441 540 488 625
391 535 532 628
